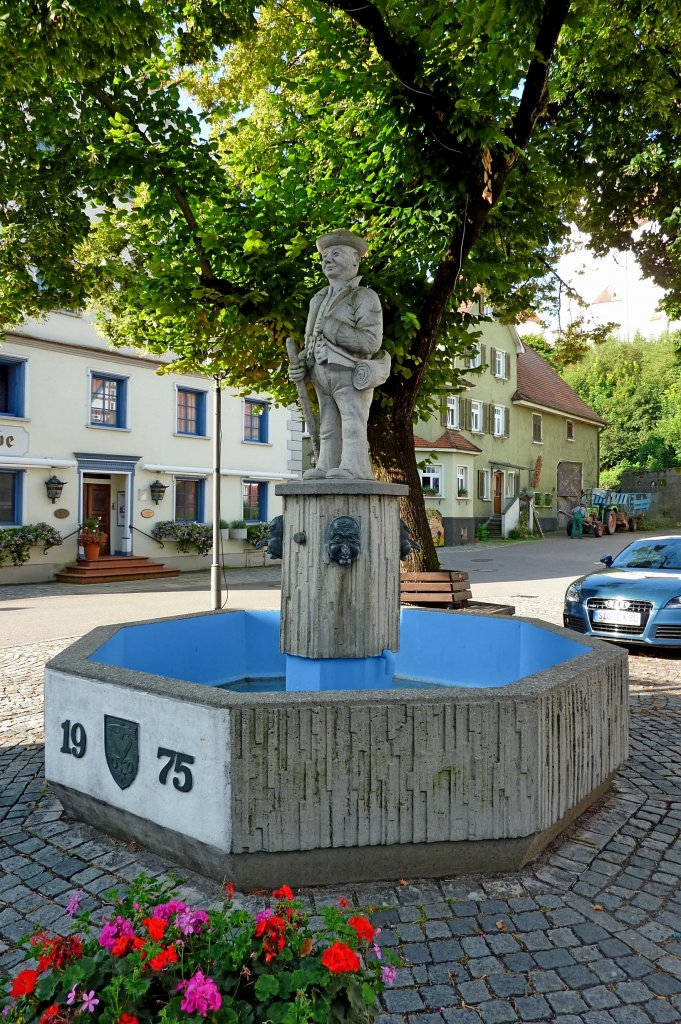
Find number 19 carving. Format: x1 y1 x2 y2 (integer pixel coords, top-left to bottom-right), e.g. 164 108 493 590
60 720 87 758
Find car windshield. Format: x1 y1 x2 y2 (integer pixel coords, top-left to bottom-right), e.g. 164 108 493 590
612 540 681 571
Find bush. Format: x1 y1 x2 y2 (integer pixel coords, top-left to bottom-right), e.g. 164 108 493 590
247 522 269 547
0 523 63 567
1 874 397 1024
151 522 212 556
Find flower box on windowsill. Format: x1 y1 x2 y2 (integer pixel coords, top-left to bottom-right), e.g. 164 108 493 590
457 492 469 500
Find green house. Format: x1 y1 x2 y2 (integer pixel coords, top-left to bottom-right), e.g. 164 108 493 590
414 322 606 545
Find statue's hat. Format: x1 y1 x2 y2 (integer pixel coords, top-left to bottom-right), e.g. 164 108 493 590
316 229 368 258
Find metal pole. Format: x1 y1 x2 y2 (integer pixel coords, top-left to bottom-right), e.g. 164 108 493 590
210 377 223 610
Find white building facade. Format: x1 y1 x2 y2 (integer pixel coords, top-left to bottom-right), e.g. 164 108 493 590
0 312 301 582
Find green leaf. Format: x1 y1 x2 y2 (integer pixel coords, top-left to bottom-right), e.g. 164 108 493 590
255 973 280 999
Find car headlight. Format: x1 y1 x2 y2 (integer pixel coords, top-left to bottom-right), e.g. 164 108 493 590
565 584 582 604
664 596 681 609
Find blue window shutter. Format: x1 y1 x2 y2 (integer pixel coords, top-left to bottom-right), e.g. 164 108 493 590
197 392 206 436
259 483 268 521
117 378 128 428
261 405 269 443
197 479 205 521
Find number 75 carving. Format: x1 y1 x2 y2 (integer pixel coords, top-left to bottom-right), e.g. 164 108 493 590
157 747 195 792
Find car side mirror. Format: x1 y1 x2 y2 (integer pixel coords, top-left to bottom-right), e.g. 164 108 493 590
600 554 614 567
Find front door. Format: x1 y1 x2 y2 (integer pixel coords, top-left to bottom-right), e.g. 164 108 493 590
83 482 111 554
493 471 503 514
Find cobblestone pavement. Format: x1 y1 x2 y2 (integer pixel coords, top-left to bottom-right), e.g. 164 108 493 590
3 633 681 1021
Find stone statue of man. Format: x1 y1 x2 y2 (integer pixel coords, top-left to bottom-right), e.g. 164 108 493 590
289 229 390 480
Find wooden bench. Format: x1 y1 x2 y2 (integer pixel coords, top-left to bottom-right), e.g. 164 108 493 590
400 570 514 617
400 570 472 608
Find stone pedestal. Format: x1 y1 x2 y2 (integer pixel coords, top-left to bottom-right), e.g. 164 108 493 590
275 480 409 659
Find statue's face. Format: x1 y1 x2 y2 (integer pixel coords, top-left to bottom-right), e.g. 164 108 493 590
321 245 359 284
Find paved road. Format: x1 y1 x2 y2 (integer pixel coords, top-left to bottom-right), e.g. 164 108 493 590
439 529 681 627
2 538 681 1023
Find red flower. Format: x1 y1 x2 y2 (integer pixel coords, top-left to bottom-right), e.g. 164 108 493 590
143 916 167 942
338 897 350 909
112 935 135 958
348 916 375 942
321 941 361 974
11 969 41 998
40 1005 61 1023
117 1015 140 1024
225 882 235 899
272 884 294 901
148 944 178 972
36 935 83 972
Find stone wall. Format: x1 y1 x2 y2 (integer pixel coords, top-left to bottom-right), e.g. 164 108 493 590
620 468 681 524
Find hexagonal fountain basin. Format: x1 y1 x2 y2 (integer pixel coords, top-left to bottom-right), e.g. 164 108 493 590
45 609 628 888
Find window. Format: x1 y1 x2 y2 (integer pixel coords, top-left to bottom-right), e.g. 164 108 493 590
566 420 575 441
470 400 483 433
532 413 543 443
177 387 207 436
243 399 269 443
446 396 459 430
493 404 506 437
420 464 443 496
478 468 491 501
468 342 483 369
0 358 26 417
90 373 127 428
457 466 469 497
0 471 22 525
175 478 204 522
243 480 268 522
506 471 518 498
492 348 509 380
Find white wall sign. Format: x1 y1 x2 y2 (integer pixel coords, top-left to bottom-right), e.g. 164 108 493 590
0 425 29 456
44 669 232 851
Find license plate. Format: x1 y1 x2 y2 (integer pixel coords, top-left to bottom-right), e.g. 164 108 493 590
593 609 641 626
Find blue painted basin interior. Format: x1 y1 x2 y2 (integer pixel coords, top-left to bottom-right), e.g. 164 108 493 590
89 609 588 691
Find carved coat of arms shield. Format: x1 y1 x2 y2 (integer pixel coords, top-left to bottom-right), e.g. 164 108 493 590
104 715 139 790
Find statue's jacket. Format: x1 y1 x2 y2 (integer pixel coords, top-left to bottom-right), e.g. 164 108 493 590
304 276 383 370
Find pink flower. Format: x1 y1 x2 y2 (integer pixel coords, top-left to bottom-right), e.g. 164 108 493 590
372 942 382 960
153 898 188 921
81 991 100 1013
177 909 209 935
98 916 134 951
176 971 222 1017
381 966 397 985
66 985 78 1006
255 907 274 928
66 892 83 918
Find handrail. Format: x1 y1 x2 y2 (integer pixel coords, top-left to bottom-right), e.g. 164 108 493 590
130 524 164 548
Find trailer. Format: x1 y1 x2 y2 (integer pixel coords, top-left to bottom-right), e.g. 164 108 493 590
581 488 652 533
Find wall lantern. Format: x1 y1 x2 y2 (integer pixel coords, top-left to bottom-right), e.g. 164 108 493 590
45 475 67 503
149 479 169 505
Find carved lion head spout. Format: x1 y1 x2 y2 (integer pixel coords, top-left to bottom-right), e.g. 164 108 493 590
326 515 361 566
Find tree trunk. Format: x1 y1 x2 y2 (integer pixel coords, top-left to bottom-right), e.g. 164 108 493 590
368 400 440 571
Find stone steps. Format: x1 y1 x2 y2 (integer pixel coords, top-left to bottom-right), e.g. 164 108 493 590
55 555 180 584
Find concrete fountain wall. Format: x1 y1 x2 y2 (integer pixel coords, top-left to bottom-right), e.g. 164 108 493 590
44 610 628 888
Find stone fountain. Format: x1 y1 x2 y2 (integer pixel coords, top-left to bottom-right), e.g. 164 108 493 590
44 231 628 887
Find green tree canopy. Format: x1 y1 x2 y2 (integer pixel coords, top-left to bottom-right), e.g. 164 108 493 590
562 332 681 482
2 0 680 563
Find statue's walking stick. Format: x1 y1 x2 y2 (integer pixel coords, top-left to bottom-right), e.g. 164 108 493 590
286 337 320 462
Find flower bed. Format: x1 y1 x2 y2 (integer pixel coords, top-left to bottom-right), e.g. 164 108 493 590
151 522 212 556
1 874 396 1024
0 523 62 567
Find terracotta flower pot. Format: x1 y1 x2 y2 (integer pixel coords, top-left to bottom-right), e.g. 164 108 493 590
84 543 101 560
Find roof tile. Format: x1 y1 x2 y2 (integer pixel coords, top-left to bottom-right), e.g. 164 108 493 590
514 345 606 425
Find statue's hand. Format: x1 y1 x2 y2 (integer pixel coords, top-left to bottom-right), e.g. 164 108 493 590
289 361 308 383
